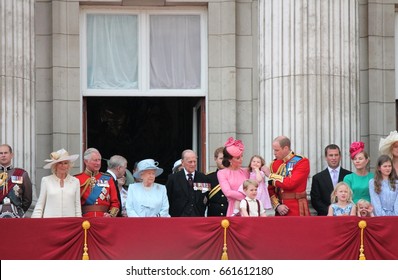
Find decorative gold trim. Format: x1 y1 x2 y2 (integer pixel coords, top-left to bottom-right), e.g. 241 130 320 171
358 220 367 260
221 219 230 260
109 207 119 217
270 195 280 209
82 220 91 260
269 173 284 182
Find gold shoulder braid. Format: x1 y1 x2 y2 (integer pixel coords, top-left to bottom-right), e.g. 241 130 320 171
80 170 98 198
0 172 8 195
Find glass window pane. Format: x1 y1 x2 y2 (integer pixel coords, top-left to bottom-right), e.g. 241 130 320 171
150 15 201 89
87 14 138 89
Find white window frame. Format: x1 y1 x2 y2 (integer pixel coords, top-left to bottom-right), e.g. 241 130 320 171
80 6 208 97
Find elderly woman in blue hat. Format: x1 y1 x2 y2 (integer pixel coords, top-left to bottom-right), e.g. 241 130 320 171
126 159 170 217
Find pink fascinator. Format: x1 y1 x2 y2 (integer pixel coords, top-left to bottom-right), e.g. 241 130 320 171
224 137 244 157
349 141 365 159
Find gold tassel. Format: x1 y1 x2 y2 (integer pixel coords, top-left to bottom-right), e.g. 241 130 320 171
221 219 230 260
358 220 367 260
82 220 91 260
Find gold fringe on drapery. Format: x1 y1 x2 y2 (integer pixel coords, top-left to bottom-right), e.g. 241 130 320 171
220 219 230 260
358 220 367 260
82 220 91 260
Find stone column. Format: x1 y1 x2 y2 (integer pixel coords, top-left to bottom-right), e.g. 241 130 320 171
0 0 35 182
259 0 359 174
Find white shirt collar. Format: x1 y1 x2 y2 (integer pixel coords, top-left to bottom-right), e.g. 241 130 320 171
328 166 341 173
106 169 117 180
184 169 195 178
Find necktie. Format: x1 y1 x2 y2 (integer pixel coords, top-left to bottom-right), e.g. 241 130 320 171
187 173 193 188
332 169 338 187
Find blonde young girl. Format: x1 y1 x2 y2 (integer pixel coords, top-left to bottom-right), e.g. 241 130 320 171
356 199 374 217
327 182 356 216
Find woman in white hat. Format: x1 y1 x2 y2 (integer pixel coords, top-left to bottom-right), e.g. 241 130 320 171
31 149 81 218
126 159 170 217
379 131 398 175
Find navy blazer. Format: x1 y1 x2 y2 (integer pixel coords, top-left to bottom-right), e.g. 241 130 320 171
166 169 210 217
310 167 352 216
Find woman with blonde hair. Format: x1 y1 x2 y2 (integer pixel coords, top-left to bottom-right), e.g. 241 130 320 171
379 131 398 174
32 149 81 217
343 141 374 203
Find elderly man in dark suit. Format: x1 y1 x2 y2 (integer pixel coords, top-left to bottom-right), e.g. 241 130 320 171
310 144 352 216
166 149 210 217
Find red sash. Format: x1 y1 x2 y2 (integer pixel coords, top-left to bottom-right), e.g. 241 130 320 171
0 168 24 203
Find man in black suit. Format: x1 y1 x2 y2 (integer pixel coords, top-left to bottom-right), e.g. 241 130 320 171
310 144 352 216
166 149 210 217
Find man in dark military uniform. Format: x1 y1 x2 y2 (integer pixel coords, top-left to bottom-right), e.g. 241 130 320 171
206 147 228 216
0 144 32 218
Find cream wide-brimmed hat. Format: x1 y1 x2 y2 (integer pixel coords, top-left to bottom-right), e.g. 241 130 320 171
43 148 79 169
379 131 398 156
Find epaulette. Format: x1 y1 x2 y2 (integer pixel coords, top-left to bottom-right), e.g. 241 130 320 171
100 173 111 180
293 153 305 159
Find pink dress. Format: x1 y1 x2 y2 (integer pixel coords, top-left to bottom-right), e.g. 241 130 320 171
217 167 249 216
250 171 272 209
237 171 272 210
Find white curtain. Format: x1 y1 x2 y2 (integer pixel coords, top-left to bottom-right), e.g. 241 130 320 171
150 15 201 89
87 14 138 89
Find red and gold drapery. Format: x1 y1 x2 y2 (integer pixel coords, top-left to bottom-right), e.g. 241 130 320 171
1 216 397 260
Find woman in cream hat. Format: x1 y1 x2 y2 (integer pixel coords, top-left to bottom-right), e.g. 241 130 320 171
379 131 398 174
126 159 170 217
31 149 81 218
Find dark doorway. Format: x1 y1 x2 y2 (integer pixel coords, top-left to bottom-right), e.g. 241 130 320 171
85 97 203 184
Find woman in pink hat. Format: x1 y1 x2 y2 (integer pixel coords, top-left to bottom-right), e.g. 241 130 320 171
32 149 81 218
343 142 374 203
217 137 249 216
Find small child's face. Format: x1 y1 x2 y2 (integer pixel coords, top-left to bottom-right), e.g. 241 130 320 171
250 157 262 169
358 203 371 217
245 184 258 199
336 186 349 202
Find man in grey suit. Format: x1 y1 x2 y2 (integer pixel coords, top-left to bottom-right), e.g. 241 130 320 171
310 144 352 216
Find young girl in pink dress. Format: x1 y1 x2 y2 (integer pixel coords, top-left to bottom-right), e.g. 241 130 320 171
247 155 272 209
234 155 272 213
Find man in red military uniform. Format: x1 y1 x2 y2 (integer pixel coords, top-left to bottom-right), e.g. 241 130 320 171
262 136 311 216
75 148 120 217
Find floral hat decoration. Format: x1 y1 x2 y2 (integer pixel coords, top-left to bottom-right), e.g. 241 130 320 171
43 148 79 169
349 141 365 160
224 137 245 157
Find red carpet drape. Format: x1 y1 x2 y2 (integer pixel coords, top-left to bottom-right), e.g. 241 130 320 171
1 216 397 260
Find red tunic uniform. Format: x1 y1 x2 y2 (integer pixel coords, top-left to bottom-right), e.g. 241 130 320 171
76 171 120 217
268 151 311 216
